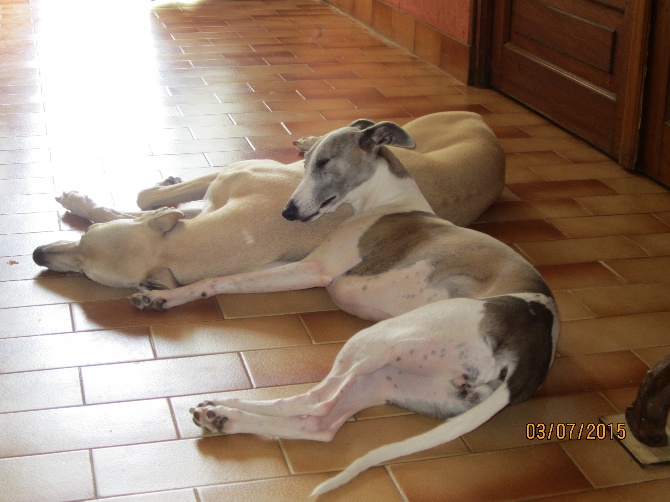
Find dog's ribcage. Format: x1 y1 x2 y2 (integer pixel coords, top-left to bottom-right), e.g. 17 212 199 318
326 211 550 322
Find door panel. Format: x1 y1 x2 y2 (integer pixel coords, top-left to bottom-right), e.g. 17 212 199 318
491 0 646 163
638 0 670 187
511 0 617 76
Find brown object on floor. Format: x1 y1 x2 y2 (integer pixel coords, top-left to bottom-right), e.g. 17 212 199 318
627 352 670 447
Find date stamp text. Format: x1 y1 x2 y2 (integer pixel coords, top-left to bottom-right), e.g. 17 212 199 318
526 422 626 441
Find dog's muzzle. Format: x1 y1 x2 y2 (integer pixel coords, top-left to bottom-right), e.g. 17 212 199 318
33 245 49 266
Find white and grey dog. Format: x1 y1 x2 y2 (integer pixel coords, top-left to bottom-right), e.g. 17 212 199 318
32 112 504 290
130 121 559 495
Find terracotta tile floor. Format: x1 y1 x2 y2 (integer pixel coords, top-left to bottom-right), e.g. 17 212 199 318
2 0 670 500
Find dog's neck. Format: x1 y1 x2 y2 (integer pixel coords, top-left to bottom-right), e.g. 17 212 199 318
346 155 434 217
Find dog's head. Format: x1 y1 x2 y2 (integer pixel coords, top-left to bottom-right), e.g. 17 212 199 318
282 120 415 222
33 207 184 289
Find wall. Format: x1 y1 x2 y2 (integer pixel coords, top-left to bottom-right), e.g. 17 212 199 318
323 0 473 83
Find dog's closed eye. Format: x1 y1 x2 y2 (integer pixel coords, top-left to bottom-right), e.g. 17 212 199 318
320 195 336 208
315 158 330 169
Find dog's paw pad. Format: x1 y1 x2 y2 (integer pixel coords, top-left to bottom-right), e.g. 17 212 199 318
130 293 146 308
130 292 167 311
191 405 228 433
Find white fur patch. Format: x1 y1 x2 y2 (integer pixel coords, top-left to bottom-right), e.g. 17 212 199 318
242 229 255 246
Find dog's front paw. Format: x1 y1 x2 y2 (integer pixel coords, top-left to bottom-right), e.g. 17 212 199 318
56 191 95 217
130 291 168 311
55 190 78 207
191 401 229 434
293 136 319 153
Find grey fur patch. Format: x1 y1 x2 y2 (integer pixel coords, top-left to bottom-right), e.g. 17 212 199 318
479 295 555 405
358 121 415 153
347 211 443 276
349 212 553 300
305 129 376 209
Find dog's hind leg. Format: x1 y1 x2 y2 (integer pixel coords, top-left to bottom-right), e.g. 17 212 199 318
199 369 374 420
190 321 415 437
136 173 217 210
191 313 462 424
203 327 415 419
191 371 389 441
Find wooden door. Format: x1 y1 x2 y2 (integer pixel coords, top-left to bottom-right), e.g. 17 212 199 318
489 0 650 165
638 0 670 187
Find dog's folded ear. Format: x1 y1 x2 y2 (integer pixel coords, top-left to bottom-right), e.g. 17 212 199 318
147 208 185 235
348 119 376 130
359 122 415 152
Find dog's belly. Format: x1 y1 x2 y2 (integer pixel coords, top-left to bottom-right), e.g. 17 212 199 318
377 364 492 420
327 261 457 321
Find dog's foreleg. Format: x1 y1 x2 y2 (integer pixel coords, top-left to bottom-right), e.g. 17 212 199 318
57 191 142 223
130 259 332 310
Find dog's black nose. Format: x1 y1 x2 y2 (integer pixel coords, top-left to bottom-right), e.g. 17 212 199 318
282 200 299 221
33 245 47 266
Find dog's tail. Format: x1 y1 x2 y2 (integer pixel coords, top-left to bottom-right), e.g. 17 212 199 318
310 382 510 497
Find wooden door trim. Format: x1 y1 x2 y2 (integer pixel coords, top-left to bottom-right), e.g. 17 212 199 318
618 0 653 168
638 0 670 185
469 0 495 87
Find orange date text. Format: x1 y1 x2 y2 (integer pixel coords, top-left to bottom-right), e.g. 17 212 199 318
525 422 625 440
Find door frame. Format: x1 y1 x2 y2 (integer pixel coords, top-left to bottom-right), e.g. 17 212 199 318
637 0 670 186
469 0 652 168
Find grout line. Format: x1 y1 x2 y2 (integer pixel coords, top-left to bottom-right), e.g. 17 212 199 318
384 464 409 502
88 448 99 500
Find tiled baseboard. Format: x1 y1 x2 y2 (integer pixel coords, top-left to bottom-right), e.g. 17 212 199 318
324 0 471 83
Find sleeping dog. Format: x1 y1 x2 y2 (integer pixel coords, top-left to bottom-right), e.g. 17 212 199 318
33 112 504 291
128 120 558 496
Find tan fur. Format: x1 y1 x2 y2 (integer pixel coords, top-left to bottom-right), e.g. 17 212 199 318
34 112 504 289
